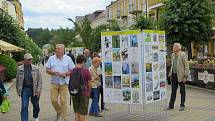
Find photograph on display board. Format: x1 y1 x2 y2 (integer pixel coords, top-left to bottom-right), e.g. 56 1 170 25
152 33 158 42
160 80 166 88
132 90 140 103
146 93 153 102
112 35 120 48
123 89 131 101
145 34 151 42
105 76 113 88
152 45 159 52
121 35 129 48
122 75 131 88
159 43 166 51
159 71 165 80
159 61 165 70
145 53 152 62
131 62 139 74
153 91 160 100
104 50 112 61
112 48 120 61
159 35 165 42
146 82 153 92
153 63 159 72
146 73 153 83
146 63 152 72
105 62 112 75
159 52 166 61
130 48 139 61
114 76 122 89
160 89 166 99
153 71 159 80
112 62 122 75
152 52 159 62
104 36 112 49
131 75 140 88
130 34 138 47
121 48 129 61
153 80 160 91
145 44 152 52
122 62 130 74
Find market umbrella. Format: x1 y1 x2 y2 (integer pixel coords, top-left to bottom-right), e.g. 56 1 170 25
0 40 24 52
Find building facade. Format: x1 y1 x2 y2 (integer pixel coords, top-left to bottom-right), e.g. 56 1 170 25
0 0 24 29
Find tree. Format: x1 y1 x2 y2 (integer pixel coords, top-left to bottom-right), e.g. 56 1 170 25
163 0 214 59
26 28 53 48
0 11 41 63
130 14 156 30
68 17 107 52
51 28 76 47
107 19 121 31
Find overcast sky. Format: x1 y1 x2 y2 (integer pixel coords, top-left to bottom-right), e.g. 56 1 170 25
20 0 112 29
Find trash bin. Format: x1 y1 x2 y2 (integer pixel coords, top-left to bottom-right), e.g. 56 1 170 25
0 65 6 82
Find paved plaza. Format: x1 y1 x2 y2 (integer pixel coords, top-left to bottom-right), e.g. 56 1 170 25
0 66 215 121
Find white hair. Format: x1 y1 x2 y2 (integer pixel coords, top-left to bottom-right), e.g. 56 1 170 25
174 43 182 50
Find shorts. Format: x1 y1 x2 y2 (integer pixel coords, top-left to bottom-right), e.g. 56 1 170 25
72 96 89 115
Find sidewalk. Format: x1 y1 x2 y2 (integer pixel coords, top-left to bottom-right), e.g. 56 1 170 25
0 66 214 121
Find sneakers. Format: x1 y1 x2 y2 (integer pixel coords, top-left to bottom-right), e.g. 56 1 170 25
34 118 39 121
179 106 185 111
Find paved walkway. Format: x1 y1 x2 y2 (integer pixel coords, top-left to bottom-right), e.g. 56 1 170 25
0 65 215 121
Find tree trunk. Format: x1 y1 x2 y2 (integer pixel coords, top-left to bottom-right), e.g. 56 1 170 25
188 41 192 60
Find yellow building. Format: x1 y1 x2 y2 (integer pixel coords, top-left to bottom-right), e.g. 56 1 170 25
107 0 147 28
8 0 24 29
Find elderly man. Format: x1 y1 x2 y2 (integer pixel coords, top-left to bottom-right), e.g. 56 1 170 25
165 43 189 111
83 48 92 68
16 53 42 121
46 44 75 121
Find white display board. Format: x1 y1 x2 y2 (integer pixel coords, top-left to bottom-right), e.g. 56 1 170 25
101 30 167 105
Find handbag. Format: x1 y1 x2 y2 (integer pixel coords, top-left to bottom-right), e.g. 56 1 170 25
0 98 10 113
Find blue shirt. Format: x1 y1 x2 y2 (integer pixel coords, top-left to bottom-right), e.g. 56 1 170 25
46 55 75 85
85 57 92 68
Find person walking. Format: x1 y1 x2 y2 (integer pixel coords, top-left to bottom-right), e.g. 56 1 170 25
83 49 92 68
88 57 103 117
16 53 42 121
46 44 75 121
69 55 92 121
67 50 76 64
165 43 189 111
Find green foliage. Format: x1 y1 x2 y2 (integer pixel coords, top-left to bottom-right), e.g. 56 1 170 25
69 17 107 52
162 0 214 59
51 28 76 47
0 11 42 64
27 28 53 48
163 0 214 45
0 54 17 81
107 19 121 31
130 14 156 30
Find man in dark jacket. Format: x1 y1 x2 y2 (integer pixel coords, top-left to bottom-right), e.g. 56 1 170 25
67 50 76 64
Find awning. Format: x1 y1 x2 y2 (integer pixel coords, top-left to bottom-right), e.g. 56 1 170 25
0 40 24 52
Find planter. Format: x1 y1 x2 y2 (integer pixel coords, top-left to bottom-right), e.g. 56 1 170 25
188 67 215 90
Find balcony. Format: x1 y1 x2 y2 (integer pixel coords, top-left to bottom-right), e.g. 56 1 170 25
148 0 164 10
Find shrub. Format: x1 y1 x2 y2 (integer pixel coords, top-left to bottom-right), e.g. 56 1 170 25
0 54 17 81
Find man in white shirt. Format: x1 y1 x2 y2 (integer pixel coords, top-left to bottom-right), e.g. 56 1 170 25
46 44 75 121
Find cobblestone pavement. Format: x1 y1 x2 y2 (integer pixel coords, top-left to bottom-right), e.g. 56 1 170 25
0 65 215 121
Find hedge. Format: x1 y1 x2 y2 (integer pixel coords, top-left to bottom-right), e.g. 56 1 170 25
0 54 17 81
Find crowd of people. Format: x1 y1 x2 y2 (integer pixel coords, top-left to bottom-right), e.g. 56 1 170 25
15 44 107 121
0 42 189 121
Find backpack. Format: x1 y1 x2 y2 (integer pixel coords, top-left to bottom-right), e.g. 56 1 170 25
69 68 85 96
